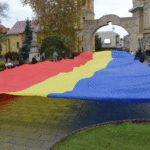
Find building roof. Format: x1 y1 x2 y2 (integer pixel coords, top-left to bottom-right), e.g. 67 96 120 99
0 25 9 33
98 31 117 34
129 5 144 13
98 31 115 33
98 31 120 36
6 20 40 35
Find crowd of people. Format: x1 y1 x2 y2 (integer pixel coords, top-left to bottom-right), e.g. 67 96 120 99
4 51 77 70
3 49 150 71
31 51 68 64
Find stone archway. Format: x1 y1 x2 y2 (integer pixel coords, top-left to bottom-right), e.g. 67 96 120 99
83 15 139 53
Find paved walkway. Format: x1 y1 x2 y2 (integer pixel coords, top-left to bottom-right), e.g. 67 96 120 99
0 94 150 150
0 94 85 150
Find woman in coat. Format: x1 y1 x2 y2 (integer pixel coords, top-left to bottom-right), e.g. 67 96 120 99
53 51 58 62
31 55 38 64
5 58 15 69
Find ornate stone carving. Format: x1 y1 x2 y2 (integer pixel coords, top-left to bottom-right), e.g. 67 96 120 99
29 28 40 62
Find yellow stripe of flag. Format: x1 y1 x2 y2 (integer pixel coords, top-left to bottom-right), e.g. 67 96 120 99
7 51 113 97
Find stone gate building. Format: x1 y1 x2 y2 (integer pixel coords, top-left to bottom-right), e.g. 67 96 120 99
129 0 150 53
83 0 150 54
96 31 120 50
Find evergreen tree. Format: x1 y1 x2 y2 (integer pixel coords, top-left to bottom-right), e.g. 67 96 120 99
95 35 102 52
19 18 32 60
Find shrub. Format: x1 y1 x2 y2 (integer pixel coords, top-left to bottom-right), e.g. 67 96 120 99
40 35 71 59
4 51 21 61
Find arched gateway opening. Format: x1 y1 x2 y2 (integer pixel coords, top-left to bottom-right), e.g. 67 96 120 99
96 22 129 51
83 14 139 53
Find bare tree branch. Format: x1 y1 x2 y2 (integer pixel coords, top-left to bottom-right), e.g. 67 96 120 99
0 2 9 19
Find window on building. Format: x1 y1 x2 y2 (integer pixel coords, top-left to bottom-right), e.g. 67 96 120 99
17 42 19 48
82 36 83 41
104 39 111 44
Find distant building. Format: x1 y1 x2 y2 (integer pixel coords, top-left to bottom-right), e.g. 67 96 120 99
97 31 120 50
129 0 150 52
119 38 124 48
75 0 95 52
5 21 40 55
0 25 10 55
124 34 130 51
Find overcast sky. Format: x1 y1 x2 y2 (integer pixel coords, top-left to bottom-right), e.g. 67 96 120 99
1 0 133 38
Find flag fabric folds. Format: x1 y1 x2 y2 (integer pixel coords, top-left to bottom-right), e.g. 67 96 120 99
0 52 93 93
48 51 150 103
0 50 150 103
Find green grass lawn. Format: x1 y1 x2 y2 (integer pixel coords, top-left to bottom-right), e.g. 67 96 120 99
52 122 150 150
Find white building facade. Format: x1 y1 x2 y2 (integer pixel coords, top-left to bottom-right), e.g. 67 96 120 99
97 31 120 50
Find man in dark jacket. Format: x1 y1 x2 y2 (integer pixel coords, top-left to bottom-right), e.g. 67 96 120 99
31 55 38 64
72 51 75 59
61 51 65 59
134 50 139 60
19 57 25 66
41 53 47 61
138 49 142 59
139 50 145 63
134 49 141 60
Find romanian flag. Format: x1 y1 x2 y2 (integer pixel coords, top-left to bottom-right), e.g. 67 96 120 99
0 50 150 103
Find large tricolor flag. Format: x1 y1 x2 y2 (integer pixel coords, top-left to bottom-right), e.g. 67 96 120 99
0 50 150 103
